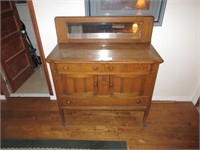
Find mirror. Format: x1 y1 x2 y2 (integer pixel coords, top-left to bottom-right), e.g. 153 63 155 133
67 22 142 39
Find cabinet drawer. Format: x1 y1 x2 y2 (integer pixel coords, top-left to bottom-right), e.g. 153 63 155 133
61 97 148 107
104 64 124 72
56 63 103 73
125 64 150 72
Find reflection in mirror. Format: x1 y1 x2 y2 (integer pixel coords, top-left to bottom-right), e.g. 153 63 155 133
67 22 142 39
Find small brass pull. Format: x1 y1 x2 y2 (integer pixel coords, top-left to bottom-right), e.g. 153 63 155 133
63 66 69 70
108 66 114 71
94 82 98 87
139 66 145 70
136 99 141 104
67 100 71 104
110 83 113 87
93 66 98 71
102 80 106 85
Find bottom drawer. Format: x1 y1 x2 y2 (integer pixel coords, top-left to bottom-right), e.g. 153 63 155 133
60 96 148 107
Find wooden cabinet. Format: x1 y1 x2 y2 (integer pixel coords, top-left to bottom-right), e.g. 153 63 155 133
46 17 163 127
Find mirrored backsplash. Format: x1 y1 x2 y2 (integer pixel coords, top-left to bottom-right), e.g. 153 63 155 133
67 22 142 39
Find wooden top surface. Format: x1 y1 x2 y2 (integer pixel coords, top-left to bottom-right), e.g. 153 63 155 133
46 43 163 63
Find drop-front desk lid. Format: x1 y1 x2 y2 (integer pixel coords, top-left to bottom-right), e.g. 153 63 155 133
46 43 163 63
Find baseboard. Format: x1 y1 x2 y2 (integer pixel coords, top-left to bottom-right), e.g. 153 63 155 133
1 94 194 102
152 96 192 102
51 96 193 102
192 86 200 105
10 93 50 98
49 96 193 102
50 95 57 100
0 95 6 100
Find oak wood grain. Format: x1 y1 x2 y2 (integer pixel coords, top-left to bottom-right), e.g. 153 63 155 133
55 16 154 43
46 17 163 126
1 99 199 149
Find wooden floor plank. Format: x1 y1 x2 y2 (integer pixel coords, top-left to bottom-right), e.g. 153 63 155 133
1 99 199 149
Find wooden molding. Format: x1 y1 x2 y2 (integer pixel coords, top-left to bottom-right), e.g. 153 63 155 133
27 0 53 95
195 97 200 107
0 74 10 99
55 16 154 43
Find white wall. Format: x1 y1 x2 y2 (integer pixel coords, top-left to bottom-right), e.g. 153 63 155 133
32 0 200 102
32 0 85 99
32 0 85 58
152 0 200 102
192 0 200 104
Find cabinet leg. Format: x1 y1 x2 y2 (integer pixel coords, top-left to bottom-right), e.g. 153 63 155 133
142 110 149 128
63 122 67 128
59 108 67 127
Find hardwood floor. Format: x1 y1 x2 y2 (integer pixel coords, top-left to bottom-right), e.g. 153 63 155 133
1 99 199 149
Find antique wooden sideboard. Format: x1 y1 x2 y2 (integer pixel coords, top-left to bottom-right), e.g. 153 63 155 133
46 16 163 127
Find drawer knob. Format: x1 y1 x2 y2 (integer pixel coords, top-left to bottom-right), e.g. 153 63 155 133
139 66 145 70
108 66 114 71
94 82 98 87
136 99 141 104
110 83 113 87
102 80 106 85
63 66 69 70
67 100 71 104
93 66 98 71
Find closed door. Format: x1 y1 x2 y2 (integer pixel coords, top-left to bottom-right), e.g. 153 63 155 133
1 1 34 92
59 74 98 97
110 74 147 98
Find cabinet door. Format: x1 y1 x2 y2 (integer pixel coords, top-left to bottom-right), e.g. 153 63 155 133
97 75 110 96
57 74 98 98
1 1 34 92
110 74 147 98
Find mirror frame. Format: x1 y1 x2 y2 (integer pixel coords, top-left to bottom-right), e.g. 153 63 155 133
55 16 154 43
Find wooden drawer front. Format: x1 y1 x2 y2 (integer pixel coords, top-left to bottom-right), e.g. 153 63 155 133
104 64 124 72
56 63 103 73
61 97 148 107
125 64 150 73
56 63 150 73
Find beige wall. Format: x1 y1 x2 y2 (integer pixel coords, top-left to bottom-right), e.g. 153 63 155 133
152 0 199 102
32 0 200 101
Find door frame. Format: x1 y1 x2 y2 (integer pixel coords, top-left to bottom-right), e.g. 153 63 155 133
26 0 53 95
1 0 53 98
